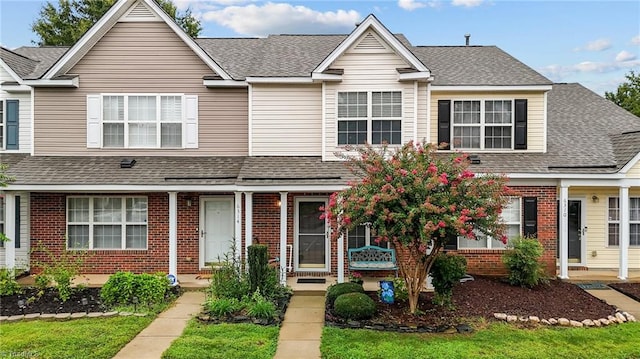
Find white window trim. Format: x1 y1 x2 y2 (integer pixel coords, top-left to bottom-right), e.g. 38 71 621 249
607 196 640 247
67 196 148 250
451 99 514 151
336 90 403 147
100 93 186 149
0 100 5 150
0 196 4 248
458 197 522 250
346 222 390 249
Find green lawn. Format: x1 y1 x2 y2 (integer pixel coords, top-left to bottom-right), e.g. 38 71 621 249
321 322 640 359
162 321 279 359
0 316 154 359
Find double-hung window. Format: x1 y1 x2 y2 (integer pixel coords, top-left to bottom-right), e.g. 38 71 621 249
0 197 4 247
337 91 402 145
608 197 640 246
67 196 148 250
459 197 521 249
102 95 183 148
452 100 513 150
346 223 389 249
0 100 4 149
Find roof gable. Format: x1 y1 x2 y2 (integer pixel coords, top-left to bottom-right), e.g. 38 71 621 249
313 14 429 76
43 0 230 80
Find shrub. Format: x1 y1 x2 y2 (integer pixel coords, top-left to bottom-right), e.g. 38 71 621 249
326 282 364 306
430 253 467 307
0 268 21 296
209 245 251 301
207 297 244 317
247 244 269 294
502 237 548 288
101 271 171 306
246 290 276 319
333 292 376 320
30 242 91 302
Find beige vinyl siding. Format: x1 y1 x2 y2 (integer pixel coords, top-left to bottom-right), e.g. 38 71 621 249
429 91 546 152
33 21 248 156
251 84 322 155
568 187 640 269
417 83 428 142
626 159 640 178
324 47 417 160
1 67 32 153
0 193 30 269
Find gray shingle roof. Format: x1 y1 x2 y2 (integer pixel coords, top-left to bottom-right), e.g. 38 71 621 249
237 156 355 185
9 46 69 79
410 46 552 86
610 131 640 170
0 48 38 78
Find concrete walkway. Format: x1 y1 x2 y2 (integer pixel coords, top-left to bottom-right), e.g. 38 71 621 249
113 291 205 359
274 293 325 359
586 288 640 318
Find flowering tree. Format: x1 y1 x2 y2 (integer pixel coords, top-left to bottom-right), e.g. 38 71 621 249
325 142 512 313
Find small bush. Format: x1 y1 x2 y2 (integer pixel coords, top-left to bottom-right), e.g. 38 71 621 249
326 282 364 306
207 297 244 317
209 245 251 301
502 237 548 288
34 273 51 290
0 268 21 296
333 292 376 320
30 242 92 302
246 290 276 319
247 244 269 294
430 253 467 307
101 271 171 306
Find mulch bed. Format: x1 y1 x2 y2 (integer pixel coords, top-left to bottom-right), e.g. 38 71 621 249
326 276 618 330
1 287 106 316
608 282 640 302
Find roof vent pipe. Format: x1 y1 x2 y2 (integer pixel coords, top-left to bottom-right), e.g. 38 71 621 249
465 33 470 46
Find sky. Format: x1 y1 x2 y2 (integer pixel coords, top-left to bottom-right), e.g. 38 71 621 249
0 0 638 95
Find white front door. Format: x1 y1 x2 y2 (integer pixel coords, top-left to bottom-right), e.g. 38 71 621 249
294 197 329 272
200 197 235 267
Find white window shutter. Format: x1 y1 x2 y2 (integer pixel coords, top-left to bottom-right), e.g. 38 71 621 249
86 95 101 148
184 95 198 148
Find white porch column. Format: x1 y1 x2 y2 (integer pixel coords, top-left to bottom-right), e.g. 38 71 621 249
619 186 630 280
558 185 569 279
168 192 178 280
337 233 345 283
234 192 243 262
4 192 16 270
279 192 288 285
244 192 253 254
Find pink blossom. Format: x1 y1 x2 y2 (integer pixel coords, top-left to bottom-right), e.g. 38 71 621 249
385 175 393 182
500 235 508 244
438 220 446 228
439 173 449 185
343 216 352 225
427 163 437 174
412 169 418 175
399 169 408 176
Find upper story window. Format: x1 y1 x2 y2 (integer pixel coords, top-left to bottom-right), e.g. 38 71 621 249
337 91 402 146
86 94 198 149
438 99 527 151
608 197 640 247
452 100 513 150
67 196 148 250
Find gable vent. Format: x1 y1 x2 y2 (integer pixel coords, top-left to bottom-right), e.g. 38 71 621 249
355 33 386 51
121 1 160 22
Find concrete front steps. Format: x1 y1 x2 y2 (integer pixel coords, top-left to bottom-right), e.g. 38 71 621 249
274 290 326 359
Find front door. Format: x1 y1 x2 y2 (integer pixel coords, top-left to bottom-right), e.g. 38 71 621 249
295 198 328 272
567 199 582 263
201 197 235 267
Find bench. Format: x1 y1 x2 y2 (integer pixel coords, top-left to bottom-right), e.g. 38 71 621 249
348 245 398 277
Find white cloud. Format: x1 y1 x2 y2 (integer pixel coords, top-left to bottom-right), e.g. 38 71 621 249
632 35 640 45
574 38 612 52
539 59 640 80
398 0 426 11
615 50 637 62
452 0 483 7
201 2 361 36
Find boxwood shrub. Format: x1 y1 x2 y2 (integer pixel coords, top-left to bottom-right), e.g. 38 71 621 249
333 292 376 320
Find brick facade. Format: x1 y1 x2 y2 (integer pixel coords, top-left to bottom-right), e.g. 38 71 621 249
30 186 557 277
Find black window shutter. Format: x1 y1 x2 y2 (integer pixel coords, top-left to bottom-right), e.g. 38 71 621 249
6 100 19 150
523 197 537 238
437 100 451 150
14 196 20 249
514 99 527 150
444 232 457 251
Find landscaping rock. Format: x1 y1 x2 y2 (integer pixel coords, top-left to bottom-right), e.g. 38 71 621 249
518 316 528 323
87 312 103 318
70 313 86 319
24 313 40 320
119 312 133 317
8 315 24 321
529 316 540 323
348 321 362 328
506 315 517 323
615 312 627 323
134 313 148 317
548 318 558 325
40 313 56 319
494 313 507 321
622 312 636 322
541 319 550 325
456 324 474 333
103 311 118 317
600 318 610 326
0 316 8 322
569 320 583 327
608 315 618 324
558 318 570 326
442 326 458 334
54 313 71 319
581 319 595 327
593 319 602 327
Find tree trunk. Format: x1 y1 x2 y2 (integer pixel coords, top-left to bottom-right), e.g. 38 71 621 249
397 244 442 314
